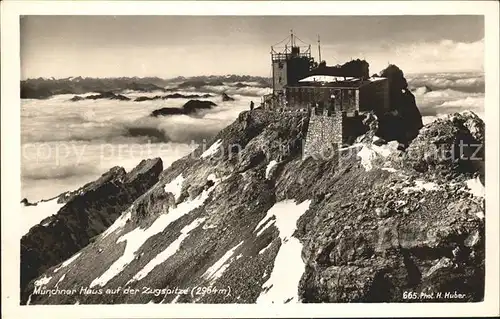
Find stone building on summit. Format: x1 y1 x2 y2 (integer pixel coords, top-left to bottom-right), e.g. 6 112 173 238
287 75 389 116
262 32 391 158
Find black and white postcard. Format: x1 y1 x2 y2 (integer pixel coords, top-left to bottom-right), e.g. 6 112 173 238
1 1 499 318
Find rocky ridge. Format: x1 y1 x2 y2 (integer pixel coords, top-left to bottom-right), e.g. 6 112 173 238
70 92 131 101
134 93 213 102
21 78 170 99
20 76 271 99
21 158 163 301
376 65 424 145
150 100 218 117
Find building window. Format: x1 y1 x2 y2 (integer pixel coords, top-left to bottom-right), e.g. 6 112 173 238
342 89 349 108
344 89 355 109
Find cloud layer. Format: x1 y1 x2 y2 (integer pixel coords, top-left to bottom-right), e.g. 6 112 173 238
322 38 484 75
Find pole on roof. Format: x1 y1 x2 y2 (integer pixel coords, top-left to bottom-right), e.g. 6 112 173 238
317 34 322 62
290 29 294 47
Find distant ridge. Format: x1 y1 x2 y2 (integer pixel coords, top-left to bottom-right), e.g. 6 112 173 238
20 75 272 99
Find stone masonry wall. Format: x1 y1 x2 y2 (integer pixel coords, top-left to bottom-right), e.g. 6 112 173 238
303 111 343 159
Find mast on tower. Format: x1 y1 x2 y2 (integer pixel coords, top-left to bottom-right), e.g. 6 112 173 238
317 34 322 63
269 31 314 96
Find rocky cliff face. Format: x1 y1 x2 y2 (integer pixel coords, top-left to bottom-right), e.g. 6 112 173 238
21 158 163 303
377 64 424 145
22 110 485 305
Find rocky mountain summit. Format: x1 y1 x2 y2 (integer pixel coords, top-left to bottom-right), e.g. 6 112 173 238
21 109 485 305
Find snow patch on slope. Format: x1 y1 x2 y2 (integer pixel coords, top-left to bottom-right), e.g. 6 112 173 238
258 241 273 255
34 275 52 287
254 217 276 237
90 183 217 288
101 211 132 239
202 241 244 283
53 252 82 273
466 177 485 198
356 141 399 171
164 174 185 201
402 180 439 193
55 274 66 286
128 217 206 283
21 198 64 236
265 160 278 179
169 295 181 304
201 139 222 158
255 199 312 304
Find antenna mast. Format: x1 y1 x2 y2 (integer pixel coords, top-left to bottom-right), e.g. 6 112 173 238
317 34 322 62
290 29 294 47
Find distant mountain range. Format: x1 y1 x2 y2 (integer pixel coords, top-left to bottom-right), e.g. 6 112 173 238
20 75 272 99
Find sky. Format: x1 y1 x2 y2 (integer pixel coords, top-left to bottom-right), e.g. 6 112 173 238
20 15 484 79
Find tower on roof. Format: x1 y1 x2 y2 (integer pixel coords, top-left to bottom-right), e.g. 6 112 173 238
270 30 315 96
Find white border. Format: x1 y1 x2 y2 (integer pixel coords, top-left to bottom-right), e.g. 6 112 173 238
1 1 499 318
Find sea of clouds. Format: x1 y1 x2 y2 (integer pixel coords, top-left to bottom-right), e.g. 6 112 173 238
21 88 264 201
407 72 484 124
21 72 483 201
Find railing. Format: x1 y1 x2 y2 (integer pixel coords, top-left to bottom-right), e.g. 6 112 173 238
271 52 312 62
